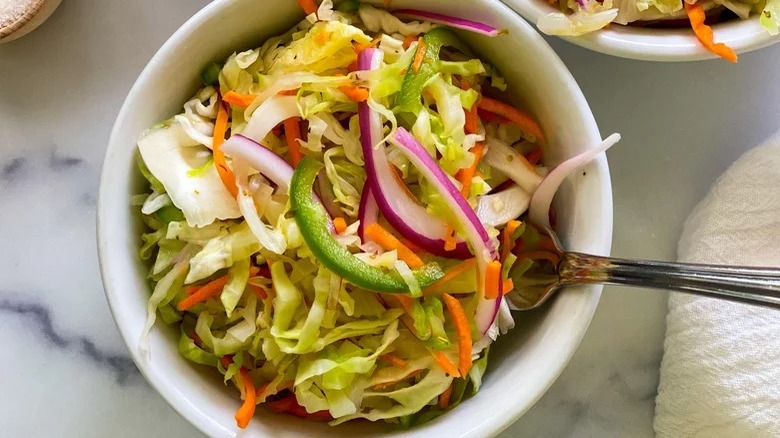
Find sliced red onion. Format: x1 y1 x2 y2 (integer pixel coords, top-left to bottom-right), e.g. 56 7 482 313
529 133 621 229
357 48 471 259
389 127 501 334
475 184 531 227
357 187 379 242
220 134 295 193
392 9 505 37
221 134 331 225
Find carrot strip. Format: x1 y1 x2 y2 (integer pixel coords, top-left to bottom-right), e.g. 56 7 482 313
537 237 558 253
222 91 258 108
333 217 348 234
177 276 230 311
212 98 238 197
438 383 454 409
442 293 473 377
277 88 299 96
478 109 512 125
379 354 408 368
412 37 427 73
353 37 381 53
443 226 458 251
364 223 425 268
516 250 561 266
235 368 257 429
465 103 480 135
424 258 477 293
431 350 461 377
296 0 319 15
501 220 522 262
484 260 502 300
338 85 369 103
220 355 234 369
525 147 543 165
455 142 485 198
402 34 417 49
394 295 414 314
685 3 737 63
248 283 268 300
502 278 514 295
478 96 544 142
283 117 303 167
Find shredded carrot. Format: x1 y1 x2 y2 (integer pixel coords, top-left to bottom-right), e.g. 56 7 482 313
235 368 257 429
484 260 502 300
190 331 203 347
465 103 480 134
424 258 477 293
394 295 415 314
212 98 239 197
390 165 417 200
283 117 303 166
314 30 329 44
685 3 737 63
431 351 461 377
222 91 258 108
478 109 512 125
354 37 381 53
333 217 348 234
525 147 543 165
501 220 523 262
379 354 408 367
442 293 473 377
248 283 268 300
537 237 558 253
412 37 427 73
296 0 319 15
443 226 458 251
337 85 370 103
402 34 417 49
277 88 299 96
399 238 424 253
455 142 485 198
220 355 234 368
478 96 544 142
516 250 561 266
364 223 425 268
502 278 514 295
178 276 230 311
461 82 480 135
438 383 454 409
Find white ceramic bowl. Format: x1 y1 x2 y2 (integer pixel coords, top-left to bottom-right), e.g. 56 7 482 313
97 0 612 436
503 0 780 61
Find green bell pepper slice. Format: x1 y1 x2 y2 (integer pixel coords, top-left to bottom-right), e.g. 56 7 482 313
290 156 445 293
397 27 470 114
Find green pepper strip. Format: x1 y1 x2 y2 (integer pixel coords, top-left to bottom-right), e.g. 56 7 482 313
290 156 445 293
397 27 470 114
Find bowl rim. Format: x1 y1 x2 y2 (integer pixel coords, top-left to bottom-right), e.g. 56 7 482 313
96 0 612 436
503 0 780 61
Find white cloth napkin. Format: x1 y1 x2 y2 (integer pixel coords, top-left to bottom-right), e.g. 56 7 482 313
654 133 780 437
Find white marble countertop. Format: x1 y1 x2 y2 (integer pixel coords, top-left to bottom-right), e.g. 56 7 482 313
1 1 779 437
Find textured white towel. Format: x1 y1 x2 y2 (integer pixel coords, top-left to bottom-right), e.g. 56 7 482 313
654 133 780 438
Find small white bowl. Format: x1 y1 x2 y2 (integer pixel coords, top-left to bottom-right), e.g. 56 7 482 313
97 0 612 436
503 0 780 61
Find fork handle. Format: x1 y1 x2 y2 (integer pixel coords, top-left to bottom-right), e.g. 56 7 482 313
559 252 780 309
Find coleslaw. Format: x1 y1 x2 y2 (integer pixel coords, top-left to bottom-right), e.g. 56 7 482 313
133 0 618 429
